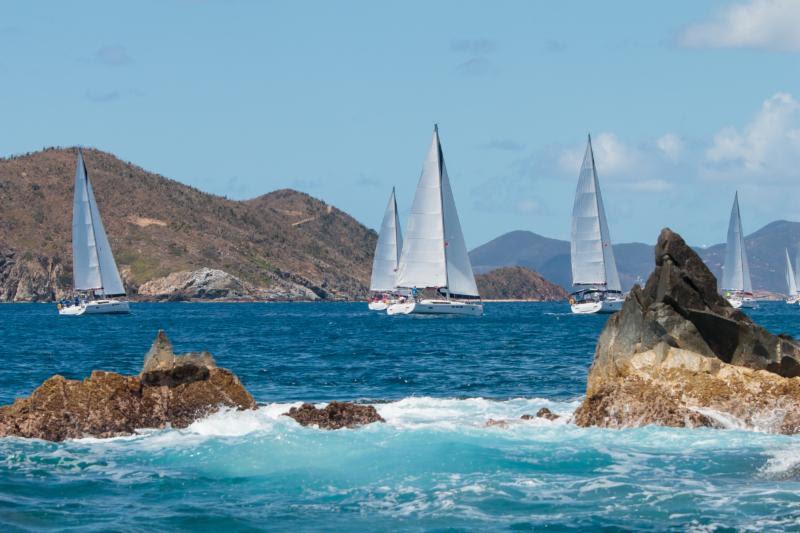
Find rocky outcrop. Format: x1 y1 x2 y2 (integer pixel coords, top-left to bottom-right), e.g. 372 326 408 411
137 268 318 301
574 228 800 433
0 245 69 302
0 331 256 441
283 402 384 429
475 266 568 301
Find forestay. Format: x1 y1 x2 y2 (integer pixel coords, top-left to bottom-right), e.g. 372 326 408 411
71 149 126 297
570 135 621 292
721 192 752 293
369 188 403 292
395 126 479 297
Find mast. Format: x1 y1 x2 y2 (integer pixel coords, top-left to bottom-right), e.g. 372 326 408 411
392 187 401 267
82 149 106 295
435 124 450 300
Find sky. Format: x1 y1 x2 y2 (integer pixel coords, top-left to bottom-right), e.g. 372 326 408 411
2 0 800 248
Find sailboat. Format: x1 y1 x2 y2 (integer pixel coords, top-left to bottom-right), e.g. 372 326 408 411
785 249 798 305
368 187 404 311
58 149 130 316
386 125 482 316
721 192 755 309
568 135 623 314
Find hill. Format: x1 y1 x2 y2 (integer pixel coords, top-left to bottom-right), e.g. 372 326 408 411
470 222 800 294
0 147 377 301
475 266 568 301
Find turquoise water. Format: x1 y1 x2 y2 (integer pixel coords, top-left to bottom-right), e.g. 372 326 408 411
2 302 800 530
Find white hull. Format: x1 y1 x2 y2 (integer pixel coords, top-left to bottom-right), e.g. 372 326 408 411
58 299 130 316
570 298 623 315
787 297 799 305
386 299 483 316
726 296 756 309
368 301 389 311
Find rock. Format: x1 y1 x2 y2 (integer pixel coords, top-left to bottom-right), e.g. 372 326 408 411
136 267 319 301
0 331 256 441
283 401 384 429
536 408 559 421
574 228 800 433
519 408 560 421
0 244 69 302
485 418 509 428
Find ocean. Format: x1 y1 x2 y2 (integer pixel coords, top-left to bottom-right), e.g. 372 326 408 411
1 302 800 531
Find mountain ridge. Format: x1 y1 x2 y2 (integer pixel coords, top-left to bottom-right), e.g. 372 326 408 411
469 222 800 294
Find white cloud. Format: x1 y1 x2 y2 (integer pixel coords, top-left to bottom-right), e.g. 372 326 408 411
705 92 800 175
656 133 683 161
679 0 800 51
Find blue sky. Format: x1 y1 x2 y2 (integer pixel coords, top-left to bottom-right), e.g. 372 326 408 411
2 1 800 248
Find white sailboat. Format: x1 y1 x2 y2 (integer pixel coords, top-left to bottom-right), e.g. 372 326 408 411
721 192 755 309
785 249 798 305
569 134 623 314
387 125 482 316
368 187 404 311
58 149 130 316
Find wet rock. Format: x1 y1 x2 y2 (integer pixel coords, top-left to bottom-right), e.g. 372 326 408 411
574 228 800 433
0 331 256 441
283 402 384 429
520 408 560 421
485 418 509 428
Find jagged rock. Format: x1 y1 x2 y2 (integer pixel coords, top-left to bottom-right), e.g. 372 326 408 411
137 267 318 301
519 408 560 421
0 331 256 441
574 228 800 433
283 402 384 429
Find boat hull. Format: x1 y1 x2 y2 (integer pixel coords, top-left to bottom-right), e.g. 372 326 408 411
58 299 130 316
726 296 756 309
368 301 389 311
570 298 623 315
386 299 483 316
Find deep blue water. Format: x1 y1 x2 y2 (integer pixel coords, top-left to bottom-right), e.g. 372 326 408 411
1 302 800 531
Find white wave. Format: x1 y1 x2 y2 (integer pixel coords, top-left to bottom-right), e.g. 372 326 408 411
375 396 579 430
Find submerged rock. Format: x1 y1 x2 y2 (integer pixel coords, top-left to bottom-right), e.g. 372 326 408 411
574 228 800 433
283 401 384 429
0 331 256 441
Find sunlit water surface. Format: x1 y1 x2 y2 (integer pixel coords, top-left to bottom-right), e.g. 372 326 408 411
1 302 800 531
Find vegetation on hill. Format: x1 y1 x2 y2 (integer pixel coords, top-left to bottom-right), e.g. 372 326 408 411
0 147 377 301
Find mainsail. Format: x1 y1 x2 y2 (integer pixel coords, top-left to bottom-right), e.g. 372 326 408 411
369 188 403 292
395 125 479 297
71 149 126 297
721 192 752 293
786 249 798 296
570 135 621 292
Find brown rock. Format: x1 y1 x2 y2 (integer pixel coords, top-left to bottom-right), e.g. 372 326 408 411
575 228 800 433
283 401 384 429
0 331 256 441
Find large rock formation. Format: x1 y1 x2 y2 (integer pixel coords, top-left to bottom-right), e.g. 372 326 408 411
0 331 256 441
475 266 568 301
137 268 318 301
283 402 385 429
574 228 800 433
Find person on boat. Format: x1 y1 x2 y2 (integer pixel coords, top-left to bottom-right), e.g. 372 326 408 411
411 286 418 301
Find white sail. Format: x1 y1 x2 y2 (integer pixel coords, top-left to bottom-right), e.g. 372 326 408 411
369 188 403 292
71 149 126 296
395 126 479 297
786 249 798 296
570 135 621 292
721 192 752 293
795 250 800 290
